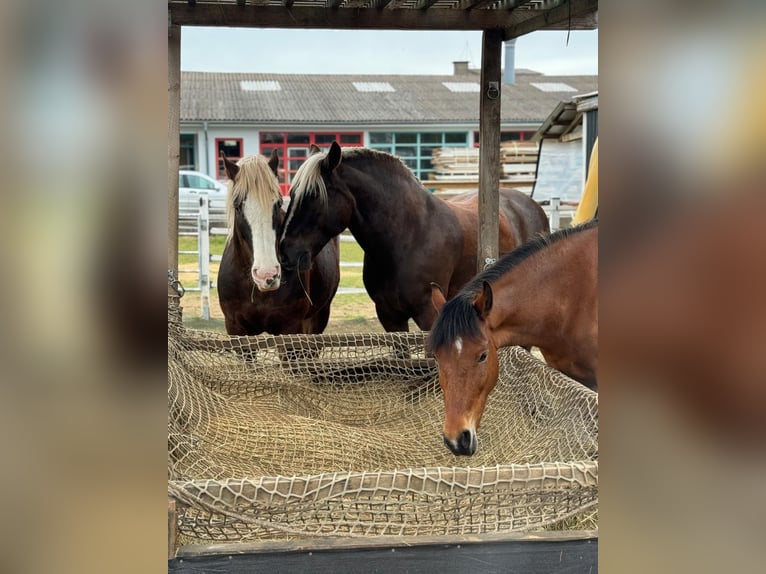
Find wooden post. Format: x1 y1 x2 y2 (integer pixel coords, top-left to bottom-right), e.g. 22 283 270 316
198 196 211 320
550 196 561 231
168 498 178 559
477 29 502 272
168 23 181 296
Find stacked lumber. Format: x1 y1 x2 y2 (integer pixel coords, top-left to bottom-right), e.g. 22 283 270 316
427 142 539 195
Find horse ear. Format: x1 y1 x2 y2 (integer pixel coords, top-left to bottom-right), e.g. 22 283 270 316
221 152 239 181
431 283 447 312
472 281 493 320
322 141 342 172
308 143 321 155
268 149 279 176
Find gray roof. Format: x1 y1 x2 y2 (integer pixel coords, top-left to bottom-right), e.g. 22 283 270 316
181 70 598 125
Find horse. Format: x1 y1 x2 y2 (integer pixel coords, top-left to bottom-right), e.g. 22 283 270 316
279 141 549 332
217 150 340 336
429 220 598 455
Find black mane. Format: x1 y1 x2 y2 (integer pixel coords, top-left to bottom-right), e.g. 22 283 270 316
428 219 597 351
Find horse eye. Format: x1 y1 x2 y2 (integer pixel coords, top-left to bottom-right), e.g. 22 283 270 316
478 351 488 363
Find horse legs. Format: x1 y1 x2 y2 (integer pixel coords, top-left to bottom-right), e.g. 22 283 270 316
308 303 333 335
375 306 412 359
224 316 259 363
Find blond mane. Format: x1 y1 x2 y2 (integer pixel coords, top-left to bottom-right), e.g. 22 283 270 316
289 152 328 209
226 154 282 244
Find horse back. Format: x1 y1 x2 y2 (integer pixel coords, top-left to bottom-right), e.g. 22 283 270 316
497 187 550 247
441 190 548 298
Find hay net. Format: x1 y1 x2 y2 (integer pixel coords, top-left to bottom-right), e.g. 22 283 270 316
168 305 598 542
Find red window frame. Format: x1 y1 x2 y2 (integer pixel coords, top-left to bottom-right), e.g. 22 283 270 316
260 132 364 195
473 131 536 146
215 138 244 179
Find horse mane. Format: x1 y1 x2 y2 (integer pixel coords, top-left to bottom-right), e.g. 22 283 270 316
429 219 598 352
226 154 282 244
290 152 328 209
290 147 417 210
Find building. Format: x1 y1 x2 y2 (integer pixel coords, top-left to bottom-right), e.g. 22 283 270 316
180 60 597 194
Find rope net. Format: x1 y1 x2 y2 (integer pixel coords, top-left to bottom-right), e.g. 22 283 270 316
168 303 598 542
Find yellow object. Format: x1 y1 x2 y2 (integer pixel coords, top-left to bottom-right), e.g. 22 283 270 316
573 138 598 224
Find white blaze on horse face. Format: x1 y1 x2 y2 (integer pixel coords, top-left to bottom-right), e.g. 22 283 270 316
454 337 463 355
243 196 281 291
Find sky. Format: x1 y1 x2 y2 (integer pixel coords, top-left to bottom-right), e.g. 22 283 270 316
181 27 598 76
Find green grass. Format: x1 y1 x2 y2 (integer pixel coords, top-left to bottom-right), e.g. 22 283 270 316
179 232 382 330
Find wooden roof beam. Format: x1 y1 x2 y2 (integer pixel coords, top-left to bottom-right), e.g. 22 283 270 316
414 0 440 10
170 4 526 30
456 0 532 11
504 0 598 39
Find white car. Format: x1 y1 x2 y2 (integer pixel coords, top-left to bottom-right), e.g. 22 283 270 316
179 170 227 204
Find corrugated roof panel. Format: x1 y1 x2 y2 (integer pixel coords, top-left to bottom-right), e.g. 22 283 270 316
442 82 480 93
353 82 395 92
240 80 281 91
530 82 577 93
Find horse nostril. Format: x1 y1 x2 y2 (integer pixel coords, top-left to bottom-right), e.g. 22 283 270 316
457 429 477 455
458 430 472 451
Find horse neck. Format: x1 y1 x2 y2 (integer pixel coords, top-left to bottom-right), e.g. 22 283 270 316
341 156 441 250
488 235 595 349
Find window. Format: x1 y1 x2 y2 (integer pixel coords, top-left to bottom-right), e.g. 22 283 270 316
367 131 471 180
180 134 196 170
259 132 364 194
184 174 217 190
215 138 243 178
473 131 537 145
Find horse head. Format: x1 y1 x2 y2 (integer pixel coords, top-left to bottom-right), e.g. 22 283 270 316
280 141 355 272
223 150 284 292
429 281 500 456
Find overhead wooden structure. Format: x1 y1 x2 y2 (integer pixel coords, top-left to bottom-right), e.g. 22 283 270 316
168 0 598 278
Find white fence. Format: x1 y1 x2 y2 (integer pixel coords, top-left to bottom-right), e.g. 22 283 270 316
178 194 576 319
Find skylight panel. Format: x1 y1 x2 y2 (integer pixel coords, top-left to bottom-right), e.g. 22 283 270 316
531 82 577 93
353 82 395 93
442 82 481 93
240 80 281 92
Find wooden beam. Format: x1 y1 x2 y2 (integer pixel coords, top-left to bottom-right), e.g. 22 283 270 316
176 530 598 557
457 0 530 11
504 0 598 39
168 24 181 289
372 0 395 8
168 498 178 559
170 4 519 30
413 0 440 10
477 29 503 273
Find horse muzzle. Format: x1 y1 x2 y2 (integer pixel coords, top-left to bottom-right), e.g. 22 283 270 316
443 429 477 456
280 250 311 273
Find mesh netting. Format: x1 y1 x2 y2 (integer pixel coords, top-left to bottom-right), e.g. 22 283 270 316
168 302 598 542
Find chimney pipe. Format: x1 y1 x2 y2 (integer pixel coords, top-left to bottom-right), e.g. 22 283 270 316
504 40 516 84
453 61 470 76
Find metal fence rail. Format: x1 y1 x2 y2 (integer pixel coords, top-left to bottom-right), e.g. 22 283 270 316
178 194 575 319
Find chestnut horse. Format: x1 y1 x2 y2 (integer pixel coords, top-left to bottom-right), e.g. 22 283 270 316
217 151 340 335
279 141 549 332
429 221 598 455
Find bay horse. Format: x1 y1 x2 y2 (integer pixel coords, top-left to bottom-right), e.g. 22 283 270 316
217 151 340 335
279 141 549 332
429 220 598 455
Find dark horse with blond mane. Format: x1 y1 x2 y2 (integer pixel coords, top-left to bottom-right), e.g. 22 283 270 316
429 220 598 456
279 141 549 332
217 151 339 335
